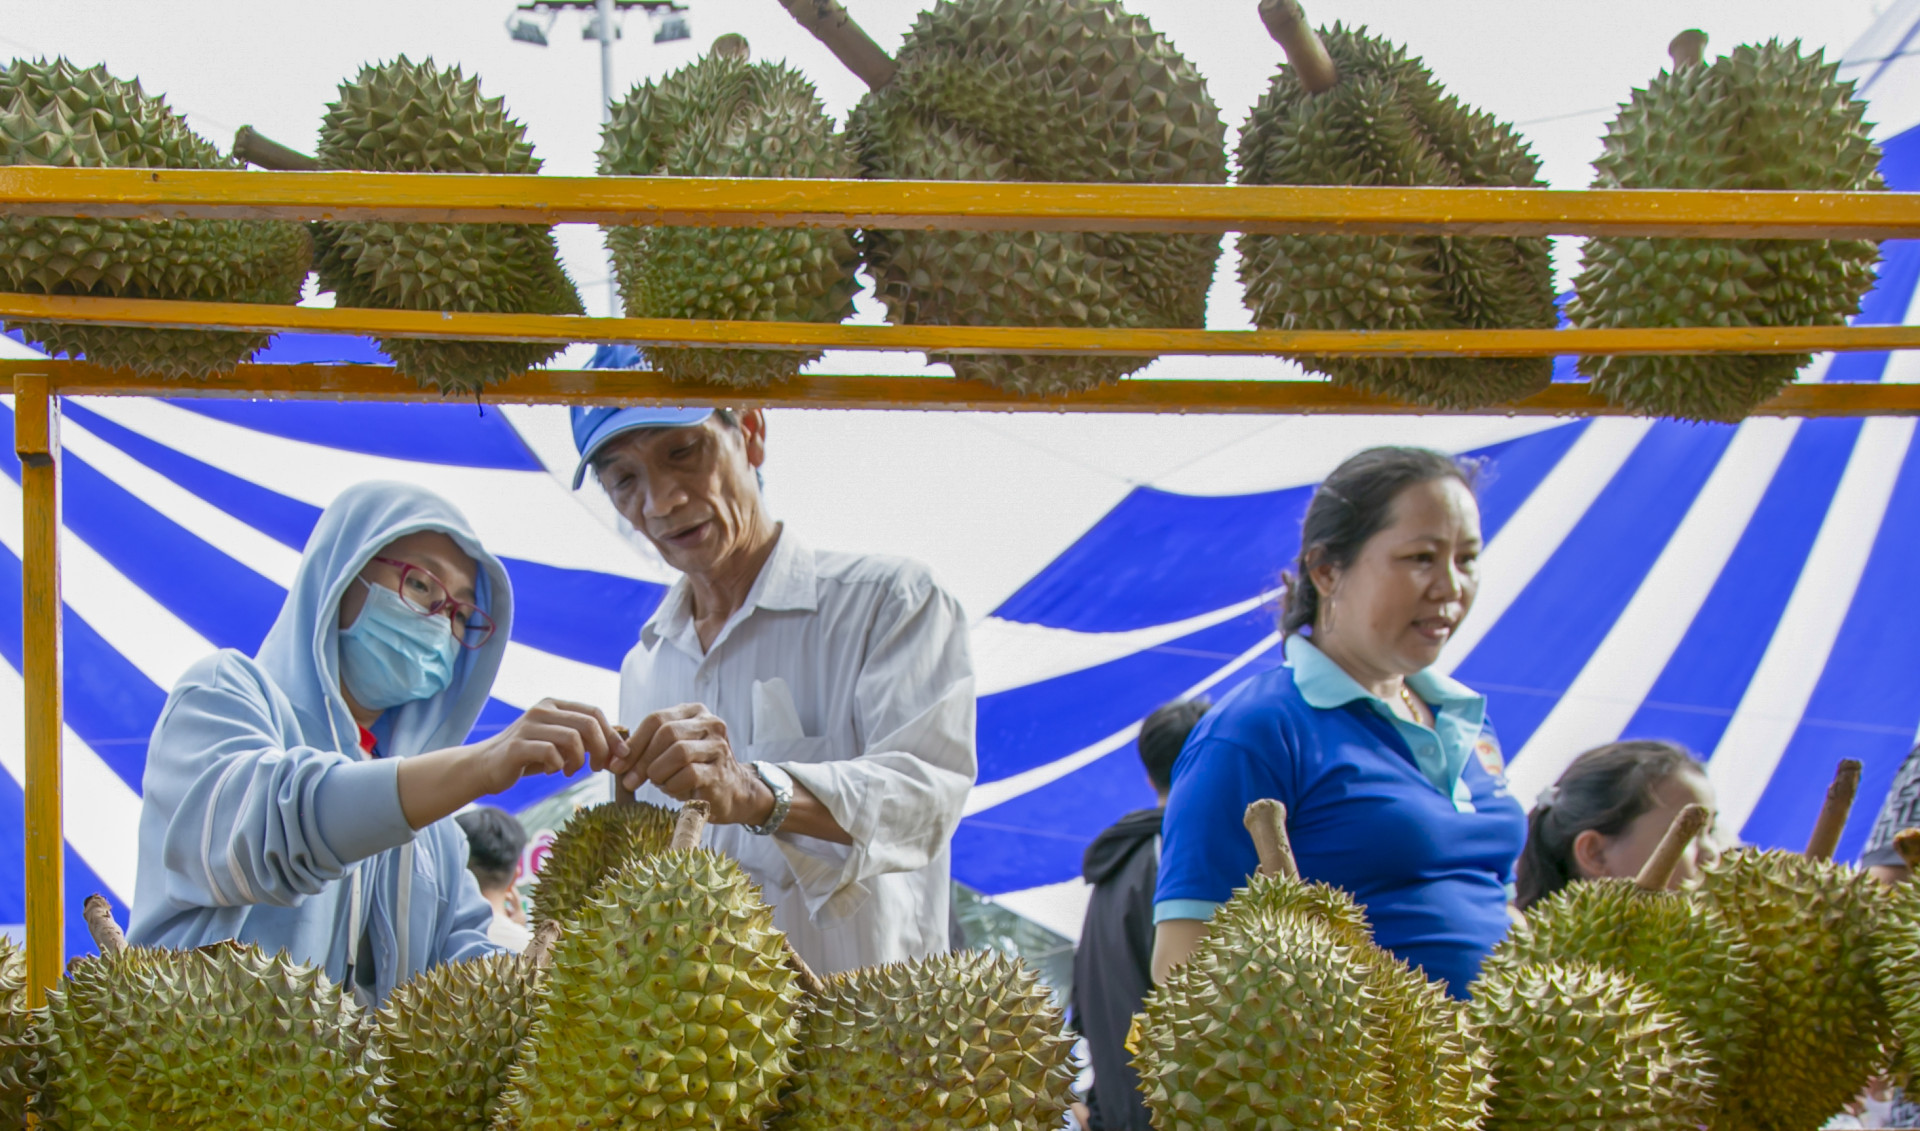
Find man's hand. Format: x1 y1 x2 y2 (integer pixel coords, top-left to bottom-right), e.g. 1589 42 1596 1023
604 703 774 827
397 698 619 830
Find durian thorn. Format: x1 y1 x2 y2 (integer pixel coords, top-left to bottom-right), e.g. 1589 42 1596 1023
671 799 711 851
1804 758 1863 861
1669 29 1709 70
82 893 126 957
526 919 563 969
1258 0 1337 94
612 724 636 806
232 126 318 171
1634 803 1710 892
773 0 898 90
1243 799 1300 881
1895 828 1920 873
785 943 827 997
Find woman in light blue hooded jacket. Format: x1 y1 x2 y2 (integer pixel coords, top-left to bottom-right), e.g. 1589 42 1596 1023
129 481 620 1005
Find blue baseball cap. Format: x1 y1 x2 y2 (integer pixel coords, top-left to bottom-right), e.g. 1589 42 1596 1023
570 405 714 489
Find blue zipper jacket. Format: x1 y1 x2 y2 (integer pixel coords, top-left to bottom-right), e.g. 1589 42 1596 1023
128 481 509 1004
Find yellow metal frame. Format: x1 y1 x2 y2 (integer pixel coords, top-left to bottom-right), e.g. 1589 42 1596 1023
8 170 1920 992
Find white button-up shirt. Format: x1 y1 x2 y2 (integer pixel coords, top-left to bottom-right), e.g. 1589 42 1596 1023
617 528 976 974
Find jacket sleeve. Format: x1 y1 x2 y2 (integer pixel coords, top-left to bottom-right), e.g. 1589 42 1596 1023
772 572 977 922
429 822 506 967
142 658 417 910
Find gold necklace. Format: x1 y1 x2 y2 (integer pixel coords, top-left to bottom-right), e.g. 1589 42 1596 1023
1398 681 1426 724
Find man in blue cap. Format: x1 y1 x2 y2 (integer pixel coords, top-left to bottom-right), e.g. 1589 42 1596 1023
574 405 976 973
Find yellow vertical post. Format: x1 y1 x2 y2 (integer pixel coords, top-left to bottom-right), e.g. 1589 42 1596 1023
13 374 61 1004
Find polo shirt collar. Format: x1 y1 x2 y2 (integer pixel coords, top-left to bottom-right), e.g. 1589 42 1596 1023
642 525 817 655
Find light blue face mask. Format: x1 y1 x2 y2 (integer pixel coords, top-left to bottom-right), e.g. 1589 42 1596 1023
339 579 460 711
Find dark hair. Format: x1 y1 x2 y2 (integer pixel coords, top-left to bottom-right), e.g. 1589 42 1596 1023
1139 698 1210 794
1280 447 1480 637
1512 740 1707 910
456 806 528 893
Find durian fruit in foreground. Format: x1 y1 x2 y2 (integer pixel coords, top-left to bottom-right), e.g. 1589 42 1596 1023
1568 32 1883 422
772 949 1072 1131
1133 800 1487 1131
529 794 677 929
1873 827 1920 1081
376 921 559 1131
35 895 385 1131
600 35 860 386
0 936 32 1130
314 56 584 394
1470 960 1716 1131
1697 759 1891 1131
493 801 803 1131
791 0 1227 395
1481 803 1759 1080
0 59 312 376
1236 5 1559 410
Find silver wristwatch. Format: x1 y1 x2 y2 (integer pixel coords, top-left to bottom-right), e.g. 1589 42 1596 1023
746 760 794 836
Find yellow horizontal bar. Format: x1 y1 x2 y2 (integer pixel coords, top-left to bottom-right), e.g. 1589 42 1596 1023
6 359 1915 417
0 168 1915 239
2 293 1918 358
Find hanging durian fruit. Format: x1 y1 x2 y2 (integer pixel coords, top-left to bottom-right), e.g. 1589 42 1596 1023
1470 960 1717 1131
34 895 387 1131
1696 759 1891 1131
1133 801 1488 1131
782 0 1228 395
600 34 860 386
1568 31 1883 422
314 56 584 394
529 793 678 929
1873 828 1920 1082
772 949 1073 1131
1481 803 1759 1082
375 921 559 1131
1235 1 1559 409
494 801 805 1131
0 936 32 1130
0 59 312 377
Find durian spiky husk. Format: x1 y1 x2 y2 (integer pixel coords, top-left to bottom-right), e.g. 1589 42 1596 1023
1470 961 1716 1131
772 950 1073 1131
0 58 312 377
33 940 386 1131
528 799 677 929
493 848 801 1131
1569 41 1882 422
1481 877 1759 1079
1236 25 1558 409
846 0 1227 395
1697 847 1891 1131
377 952 541 1131
600 45 859 386
1875 876 1920 1082
314 56 583 394
0 937 31 1130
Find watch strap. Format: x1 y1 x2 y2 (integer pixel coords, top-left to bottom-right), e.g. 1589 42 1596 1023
746 760 794 836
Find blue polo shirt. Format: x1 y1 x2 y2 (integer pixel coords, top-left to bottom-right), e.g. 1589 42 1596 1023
1154 635 1526 998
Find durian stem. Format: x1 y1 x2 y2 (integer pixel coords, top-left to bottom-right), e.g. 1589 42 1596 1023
612 725 636 806
526 919 563 968
785 944 828 997
1257 0 1338 94
671 800 711 851
1895 828 1920 873
1243 799 1300 881
1634 803 1710 892
1805 759 1863 861
1669 29 1709 70
773 0 898 90
82 893 126 956
232 126 319 172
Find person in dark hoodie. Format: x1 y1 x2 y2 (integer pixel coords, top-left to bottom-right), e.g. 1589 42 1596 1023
1070 698 1210 1131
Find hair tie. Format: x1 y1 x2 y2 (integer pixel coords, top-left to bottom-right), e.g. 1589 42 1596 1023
1534 785 1560 811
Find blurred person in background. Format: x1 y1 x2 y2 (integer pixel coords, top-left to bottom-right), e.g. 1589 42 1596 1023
457 806 531 953
1070 698 1210 1131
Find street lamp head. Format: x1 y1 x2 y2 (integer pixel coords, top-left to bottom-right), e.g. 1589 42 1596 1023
505 11 552 45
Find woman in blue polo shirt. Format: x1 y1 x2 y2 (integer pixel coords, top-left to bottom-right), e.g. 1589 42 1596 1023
1152 446 1527 998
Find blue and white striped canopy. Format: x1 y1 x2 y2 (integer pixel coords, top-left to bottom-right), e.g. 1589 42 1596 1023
6 2 1920 953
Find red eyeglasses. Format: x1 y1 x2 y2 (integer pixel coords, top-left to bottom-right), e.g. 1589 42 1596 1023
370 556 496 649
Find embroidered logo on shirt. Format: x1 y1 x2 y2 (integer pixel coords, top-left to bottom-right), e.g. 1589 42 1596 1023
1475 733 1507 781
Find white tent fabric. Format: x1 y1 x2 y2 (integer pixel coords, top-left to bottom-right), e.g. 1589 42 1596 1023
6 4 1920 951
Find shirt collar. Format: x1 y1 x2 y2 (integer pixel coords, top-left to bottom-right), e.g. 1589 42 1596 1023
642 525 817 651
1284 633 1482 713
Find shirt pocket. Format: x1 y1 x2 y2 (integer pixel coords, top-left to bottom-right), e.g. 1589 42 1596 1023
742 736 833 768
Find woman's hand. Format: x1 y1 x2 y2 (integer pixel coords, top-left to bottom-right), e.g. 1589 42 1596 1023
396 699 619 829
